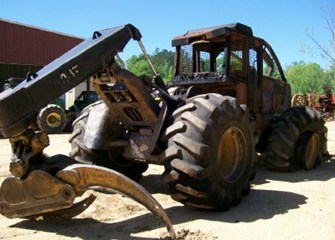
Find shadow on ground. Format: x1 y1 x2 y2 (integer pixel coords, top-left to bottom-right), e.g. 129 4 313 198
11 155 335 240
11 187 307 240
254 155 335 185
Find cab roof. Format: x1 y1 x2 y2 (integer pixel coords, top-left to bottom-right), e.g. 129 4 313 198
172 23 253 47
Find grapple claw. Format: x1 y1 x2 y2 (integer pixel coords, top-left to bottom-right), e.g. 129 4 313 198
42 194 97 219
0 170 76 219
56 164 176 239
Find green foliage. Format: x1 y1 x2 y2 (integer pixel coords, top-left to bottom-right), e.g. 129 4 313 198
126 49 335 93
285 61 332 94
324 65 335 92
264 65 281 79
179 47 192 74
126 48 174 82
126 54 152 77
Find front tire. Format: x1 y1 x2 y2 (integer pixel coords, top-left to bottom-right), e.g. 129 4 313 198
69 102 148 181
162 94 255 210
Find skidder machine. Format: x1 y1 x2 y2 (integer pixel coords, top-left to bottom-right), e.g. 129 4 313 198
0 23 327 238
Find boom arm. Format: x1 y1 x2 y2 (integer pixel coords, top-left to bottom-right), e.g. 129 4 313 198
0 24 141 137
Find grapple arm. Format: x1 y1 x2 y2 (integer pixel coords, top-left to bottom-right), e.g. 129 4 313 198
57 164 175 238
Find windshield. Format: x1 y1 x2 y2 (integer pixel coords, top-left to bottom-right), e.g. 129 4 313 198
178 42 226 75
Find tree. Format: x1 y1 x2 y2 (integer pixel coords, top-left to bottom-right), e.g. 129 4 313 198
126 54 152 77
286 61 327 94
306 7 335 68
151 48 174 81
324 65 335 92
126 48 174 82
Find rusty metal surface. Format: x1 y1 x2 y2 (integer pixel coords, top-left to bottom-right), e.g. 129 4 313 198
172 23 253 46
41 194 97 219
0 125 176 238
57 164 176 238
0 162 176 238
0 170 76 218
292 92 335 121
92 63 160 126
9 130 50 177
170 24 290 138
0 143 176 238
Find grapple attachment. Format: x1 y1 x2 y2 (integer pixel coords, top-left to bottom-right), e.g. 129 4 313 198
0 131 176 239
57 164 176 238
0 170 76 218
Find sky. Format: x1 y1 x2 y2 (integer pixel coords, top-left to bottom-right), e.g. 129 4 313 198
1 0 334 70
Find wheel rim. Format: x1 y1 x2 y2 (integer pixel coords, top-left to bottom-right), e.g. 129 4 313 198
217 126 247 183
302 133 319 170
46 113 62 128
292 94 308 107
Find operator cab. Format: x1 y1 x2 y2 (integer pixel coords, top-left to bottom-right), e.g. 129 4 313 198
172 23 251 83
170 23 290 135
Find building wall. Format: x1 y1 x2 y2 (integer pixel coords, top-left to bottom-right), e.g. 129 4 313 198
0 19 89 108
0 18 83 88
0 19 82 66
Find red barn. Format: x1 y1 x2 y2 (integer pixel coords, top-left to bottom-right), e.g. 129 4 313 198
0 18 83 87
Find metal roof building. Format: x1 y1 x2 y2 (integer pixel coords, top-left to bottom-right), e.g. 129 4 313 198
0 18 83 87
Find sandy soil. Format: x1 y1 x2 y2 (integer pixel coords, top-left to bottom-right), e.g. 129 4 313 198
0 122 334 240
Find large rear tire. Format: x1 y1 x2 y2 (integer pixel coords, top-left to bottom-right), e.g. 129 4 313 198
37 104 66 134
264 106 327 170
162 94 255 210
69 102 148 181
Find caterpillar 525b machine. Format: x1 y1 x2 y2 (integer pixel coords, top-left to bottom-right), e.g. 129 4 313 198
0 23 327 238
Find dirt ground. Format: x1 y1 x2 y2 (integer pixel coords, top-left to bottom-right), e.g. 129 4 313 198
0 122 334 240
